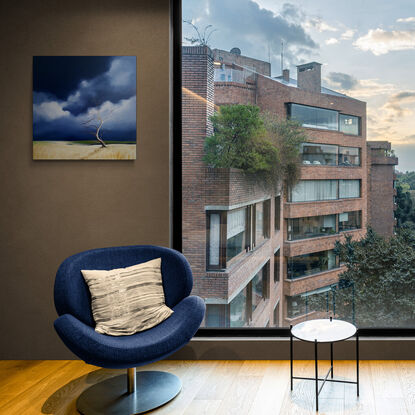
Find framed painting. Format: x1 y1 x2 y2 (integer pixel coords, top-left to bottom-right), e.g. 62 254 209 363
33 56 136 160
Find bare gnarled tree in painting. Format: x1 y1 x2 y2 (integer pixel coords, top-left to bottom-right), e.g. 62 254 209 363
82 109 114 148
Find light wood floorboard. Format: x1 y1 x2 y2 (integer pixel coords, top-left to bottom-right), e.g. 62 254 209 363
0 360 413 414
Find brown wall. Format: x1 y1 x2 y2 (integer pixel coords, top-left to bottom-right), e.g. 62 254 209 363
0 0 170 359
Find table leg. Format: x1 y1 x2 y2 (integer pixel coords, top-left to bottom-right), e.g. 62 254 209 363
290 325 293 391
356 330 359 397
330 342 333 379
315 339 318 412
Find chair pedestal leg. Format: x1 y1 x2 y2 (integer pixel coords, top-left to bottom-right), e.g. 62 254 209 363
127 367 136 394
77 370 181 415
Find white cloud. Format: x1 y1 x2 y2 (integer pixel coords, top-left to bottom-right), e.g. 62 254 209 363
341 29 356 40
397 17 415 23
354 28 415 55
33 101 70 121
325 37 339 45
305 17 338 32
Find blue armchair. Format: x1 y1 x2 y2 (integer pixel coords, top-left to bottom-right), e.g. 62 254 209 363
54 245 205 415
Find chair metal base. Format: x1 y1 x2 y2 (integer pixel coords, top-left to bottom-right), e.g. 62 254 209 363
76 370 181 415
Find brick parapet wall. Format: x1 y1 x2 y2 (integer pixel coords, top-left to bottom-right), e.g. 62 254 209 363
214 82 256 106
283 198 365 218
283 229 364 257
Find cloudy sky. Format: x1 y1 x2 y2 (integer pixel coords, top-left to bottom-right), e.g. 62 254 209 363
33 56 136 142
183 0 415 171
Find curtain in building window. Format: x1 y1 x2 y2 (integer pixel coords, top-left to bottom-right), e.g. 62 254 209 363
339 180 360 198
291 180 337 202
227 208 246 239
209 213 220 266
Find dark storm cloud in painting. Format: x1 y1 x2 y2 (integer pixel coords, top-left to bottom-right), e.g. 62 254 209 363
33 56 136 141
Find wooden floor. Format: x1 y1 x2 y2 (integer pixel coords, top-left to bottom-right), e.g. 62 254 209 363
0 360 414 414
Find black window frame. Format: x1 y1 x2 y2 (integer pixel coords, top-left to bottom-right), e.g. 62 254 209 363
172 0 414 337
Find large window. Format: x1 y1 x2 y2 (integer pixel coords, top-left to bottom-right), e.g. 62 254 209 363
290 180 361 202
339 114 360 135
288 214 336 240
181 0 413 332
289 103 338 130
287 250 338 279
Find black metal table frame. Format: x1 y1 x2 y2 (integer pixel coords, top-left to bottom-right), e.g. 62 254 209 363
290 324 359 412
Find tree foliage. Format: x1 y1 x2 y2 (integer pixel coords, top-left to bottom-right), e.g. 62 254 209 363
396 171 415 191
203 104 305 190
395 184 415 228
333 228 415 327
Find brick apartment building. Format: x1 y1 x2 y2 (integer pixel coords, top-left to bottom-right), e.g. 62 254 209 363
182 45 396 328
367 141 399 237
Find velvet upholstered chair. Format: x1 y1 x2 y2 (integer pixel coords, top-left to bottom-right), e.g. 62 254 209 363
54 245 205 415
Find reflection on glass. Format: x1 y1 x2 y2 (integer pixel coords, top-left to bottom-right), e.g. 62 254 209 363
252 270 264 313
290 103 338 130
287 285 335 319
339 146 360 166
255 202 264 244
209 213 220 266
339 114 359 135
288 215 336 240
301 143 337 165
230 286 247 327
339 211 362 231
287 250 338 279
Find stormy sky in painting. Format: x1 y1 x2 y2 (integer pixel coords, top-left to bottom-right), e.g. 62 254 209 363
33 56 136 141
183 0 415 171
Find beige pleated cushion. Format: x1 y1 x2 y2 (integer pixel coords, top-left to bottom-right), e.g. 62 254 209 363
81 258 173 336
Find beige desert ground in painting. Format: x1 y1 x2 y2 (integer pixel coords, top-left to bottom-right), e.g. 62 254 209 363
33 141 136 160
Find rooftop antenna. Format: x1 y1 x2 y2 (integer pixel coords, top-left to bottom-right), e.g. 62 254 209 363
268 42 271 65
281 40 284 75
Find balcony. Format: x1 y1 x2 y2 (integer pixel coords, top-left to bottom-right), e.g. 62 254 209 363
283 267 343 297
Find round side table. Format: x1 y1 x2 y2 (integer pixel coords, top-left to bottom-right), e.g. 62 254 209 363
290 317 359 412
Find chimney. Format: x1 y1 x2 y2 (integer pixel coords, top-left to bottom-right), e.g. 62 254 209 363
282 69 290 82
296 62 322 93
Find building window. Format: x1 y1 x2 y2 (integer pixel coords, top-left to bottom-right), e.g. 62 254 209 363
275 195 281 231
287 214 337 241
287 285 336 319
339 114 360 136
290 180 337 202
290 179 361 202
226 208 247 262
287 250 338 279
301 143 337 166
273 302 280 327
230 262 269 326
338 146 361 166
339 179 361 199
205 304 226 327
289 103 338 131
230 286 248 327
254 199 270 245
274 249 280 283
339 211 362 232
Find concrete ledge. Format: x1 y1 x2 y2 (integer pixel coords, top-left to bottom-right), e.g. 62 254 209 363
167 337 415 360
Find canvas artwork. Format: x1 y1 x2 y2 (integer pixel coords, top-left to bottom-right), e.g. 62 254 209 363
33 56 136 160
